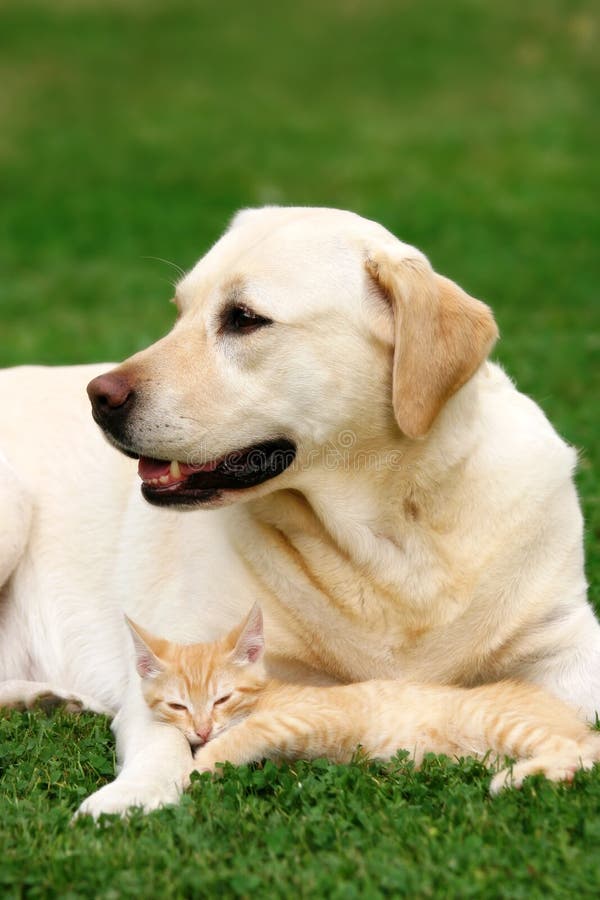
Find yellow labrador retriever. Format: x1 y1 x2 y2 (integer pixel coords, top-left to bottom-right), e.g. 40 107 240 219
0 206 597 817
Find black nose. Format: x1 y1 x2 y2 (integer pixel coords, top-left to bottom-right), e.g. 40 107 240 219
87 372 135 433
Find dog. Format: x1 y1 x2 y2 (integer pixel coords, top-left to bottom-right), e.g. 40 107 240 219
0 206 598 817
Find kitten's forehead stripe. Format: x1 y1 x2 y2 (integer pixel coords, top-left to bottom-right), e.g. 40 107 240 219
169 641 233 706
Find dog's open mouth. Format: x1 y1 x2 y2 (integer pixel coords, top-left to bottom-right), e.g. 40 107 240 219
138 439 297 507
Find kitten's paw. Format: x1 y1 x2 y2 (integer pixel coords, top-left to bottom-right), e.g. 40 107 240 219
75 776 183 820
192 748 218 776
489 755 594 795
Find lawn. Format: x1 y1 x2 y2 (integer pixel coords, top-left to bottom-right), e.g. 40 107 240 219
1 0 599 896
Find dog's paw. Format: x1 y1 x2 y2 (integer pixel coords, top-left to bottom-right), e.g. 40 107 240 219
34 689 112 716
75 776 182 820
0 680 113 716
34 690 84 714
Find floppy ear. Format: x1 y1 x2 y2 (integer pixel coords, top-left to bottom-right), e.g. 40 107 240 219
230 603 265 665
366 248 498 438
124 616 166 679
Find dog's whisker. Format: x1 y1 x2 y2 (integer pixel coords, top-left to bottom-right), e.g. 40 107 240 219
143 256 187 279
177 415 211 426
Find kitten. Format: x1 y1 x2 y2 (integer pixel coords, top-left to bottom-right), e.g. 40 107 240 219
126 605 600 794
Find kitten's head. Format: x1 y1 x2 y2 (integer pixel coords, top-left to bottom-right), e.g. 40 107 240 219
125 603 266 748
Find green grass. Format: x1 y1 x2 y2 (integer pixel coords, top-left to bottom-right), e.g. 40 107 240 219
1 0 599 896
2 712 600 899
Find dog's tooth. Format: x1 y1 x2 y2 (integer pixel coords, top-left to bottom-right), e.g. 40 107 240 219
170 460 181 478
159 474 170 484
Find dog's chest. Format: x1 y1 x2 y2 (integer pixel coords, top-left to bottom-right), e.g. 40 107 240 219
232 498 463 682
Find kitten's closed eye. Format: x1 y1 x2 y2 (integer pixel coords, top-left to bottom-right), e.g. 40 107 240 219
214 694 232 707
168 702 188 711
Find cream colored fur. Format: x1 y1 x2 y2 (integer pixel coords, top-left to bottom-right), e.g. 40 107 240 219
0 206 597 818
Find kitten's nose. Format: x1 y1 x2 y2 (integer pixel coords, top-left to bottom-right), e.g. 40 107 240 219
195 726 211 744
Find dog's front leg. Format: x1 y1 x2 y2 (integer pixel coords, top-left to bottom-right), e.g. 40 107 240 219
76 679 193 819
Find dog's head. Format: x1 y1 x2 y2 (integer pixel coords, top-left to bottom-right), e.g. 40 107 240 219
88 207 498 508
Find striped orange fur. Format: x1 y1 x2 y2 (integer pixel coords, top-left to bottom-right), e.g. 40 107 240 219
126 606 600 794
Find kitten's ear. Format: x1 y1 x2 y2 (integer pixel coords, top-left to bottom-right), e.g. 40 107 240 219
125 616 165 679
230 603 265 666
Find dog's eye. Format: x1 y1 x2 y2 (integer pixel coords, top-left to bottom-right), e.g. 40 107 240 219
221 304 272 334
168 702 188 712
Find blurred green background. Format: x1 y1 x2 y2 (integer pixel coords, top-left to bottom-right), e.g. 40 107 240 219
1 1 599 895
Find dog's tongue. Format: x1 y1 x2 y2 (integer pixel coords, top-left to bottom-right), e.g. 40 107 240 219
138 457 172 481
137 456 220 483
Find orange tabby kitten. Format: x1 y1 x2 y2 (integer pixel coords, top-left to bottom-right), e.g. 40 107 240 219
126 605 600 794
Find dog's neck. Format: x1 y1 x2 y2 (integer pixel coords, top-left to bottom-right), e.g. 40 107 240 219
231 372 486 681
